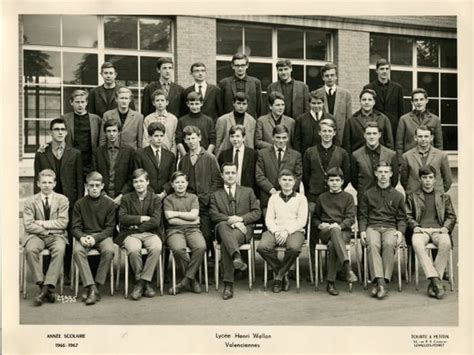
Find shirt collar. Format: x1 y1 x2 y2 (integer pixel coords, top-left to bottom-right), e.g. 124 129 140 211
107 138 120 149
234 74 247 81
319 142 334 151
150 145 161 155
155 110 168 118
416 145 431 156
365 144 381 154
324 85 337 94
40 192 52 203
279 78 294 85
271 112 283 121
173 192 189 199
311 110 323 120
160 78 171 86
195 82 207 89
274 145 286 153
279 191 296 202
51 141 66 151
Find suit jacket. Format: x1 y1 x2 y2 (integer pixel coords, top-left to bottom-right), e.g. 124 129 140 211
342 109 394 156
315 86 352 145
182 83 223 121
218 146 258 194
209 185 262 239
303 145 350 202
255 113 295 150
100 108 144 150
400 147 452 194
93 143 136 198
255 146 303 207
134 146 176 194
116 190 162 245
396 110 443 161
141 81 185 118
22 192 70 246
63 112 102 156
351 145 398 197
215 112 256 155
219 75 263 119
34 145 84 205
293 111 336 155
87 84 136 118
364 79 404 139
266 80 310 119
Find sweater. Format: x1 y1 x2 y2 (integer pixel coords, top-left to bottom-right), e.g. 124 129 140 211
265 192 308 235
72 195 116 243
314 191 355 231
176 112 216 149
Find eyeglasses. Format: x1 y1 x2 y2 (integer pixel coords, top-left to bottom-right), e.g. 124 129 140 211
233 64 247 67
52 128 67 132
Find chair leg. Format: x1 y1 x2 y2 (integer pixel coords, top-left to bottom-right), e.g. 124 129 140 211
397 248 402 292
307 244 314 285
124 254 128 298
248 249 252 291
449 249 454 291
319 251 324 282
20 251 24 293
110 258 114 296
348 249 353 293
23 254 28 299
354 240 362 284
296 257 300 293
251 240 256 281
60 264 64 295
70 260 75 291
74 262 79 297
115 249 121 291
204 252 209 293
263 260 267 292
159 253 163 296
363 246 368 290
314 249 319 291
213 243 219 291
404 246 409 284
171 252 176 295
415 252 419 291
408 247 412 283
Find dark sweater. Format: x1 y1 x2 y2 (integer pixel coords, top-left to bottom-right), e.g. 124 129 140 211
420 191 441 228
176 112 216 149
72 195 116 243
314 190 355 231
358 184 406 233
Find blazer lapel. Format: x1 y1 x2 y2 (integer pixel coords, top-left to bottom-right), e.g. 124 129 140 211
269 147 279 171
333 90 342 116
98 86 108 105
411 149 423 167
230 79 237 97
45 147 56 171
65 113 74 141
34 195 45 220
425 148 436 167
354 114 367 131
60 146 72 170
145 146 160 171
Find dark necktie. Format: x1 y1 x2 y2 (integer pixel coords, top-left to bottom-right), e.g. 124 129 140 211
155 149 161 167
198 85 204 100
328 88 333 96
277 148 283 166
233 149 239 169
227 185 236 215
44 196 50 221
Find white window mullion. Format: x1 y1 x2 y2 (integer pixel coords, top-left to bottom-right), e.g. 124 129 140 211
272 27 278 82
97 16 106 85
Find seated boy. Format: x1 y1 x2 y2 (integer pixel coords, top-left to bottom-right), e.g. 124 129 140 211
164 171 206 295
314 167 358 296
23 169 69 306
116 169 163 300
72 172 116 305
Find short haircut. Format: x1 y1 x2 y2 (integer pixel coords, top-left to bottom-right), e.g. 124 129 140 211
50 118 67 130
278 169 295 179
183 125 201 137
276 59 292 68
375 58 390 69
233 91 249 102
321 63 337 76
309 90 325 102
375 160 392 171
132 168 149 181
231 53 249 64
268 91 285 106
103 118 122 132
152 88 168 101
411 88 428 99
190 62 206 72
318 118 337 131
86 171 103 183
148 122 166 136
272 124 289 136
170 170 188 182
415 124 433 136
186 91 203 102
359 88 377 100
115 87 132 98
70 89 88 101
418 165 437 178
38 169 56 181
326 167 344 179
365 121 382 132
101 61 116 72
229 124 246 136
156 57 173 69
221 162 238 172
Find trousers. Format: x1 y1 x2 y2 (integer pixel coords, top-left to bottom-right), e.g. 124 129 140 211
123 232 162 282
412 230 451 279
366 227 398 282
318 228 351 282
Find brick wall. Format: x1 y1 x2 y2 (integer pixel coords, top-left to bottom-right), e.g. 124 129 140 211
175 16 217 87
335 30 370 112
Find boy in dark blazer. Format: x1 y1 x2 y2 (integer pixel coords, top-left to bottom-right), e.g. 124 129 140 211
142 57 184 118
182 62 223 122
218 124 258 194
267 59 309 119
93 118 135 206
219 53 263 120
255 125 302 212
134 122 176 200
364 59 405 142
87 62 135 119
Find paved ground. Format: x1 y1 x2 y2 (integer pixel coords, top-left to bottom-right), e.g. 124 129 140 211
20 184 459 326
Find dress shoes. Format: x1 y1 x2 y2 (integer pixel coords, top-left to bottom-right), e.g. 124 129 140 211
433 283 446 300
370 285 378 297
326 283 339 296
130 280 144 300
85 285 100 305
345 270 359 283
282 275 290 292
376 285 388 299
144 282 156 298
427 284 437 298
222 284 234 300
168 282 185 295
34 290 49 306
233 256 248 271
190 280 202 294
272 280 283 293
46 288 56 303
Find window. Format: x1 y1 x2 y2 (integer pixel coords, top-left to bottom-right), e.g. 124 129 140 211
216 21 332 97
21 15 173 156
370 34 457 151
